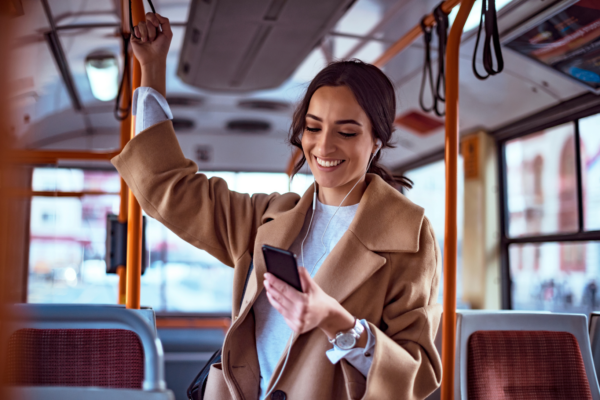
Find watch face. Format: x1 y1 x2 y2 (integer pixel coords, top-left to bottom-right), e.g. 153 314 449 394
336 333 356 350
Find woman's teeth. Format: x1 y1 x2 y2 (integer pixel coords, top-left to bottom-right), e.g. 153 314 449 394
316 157 343 167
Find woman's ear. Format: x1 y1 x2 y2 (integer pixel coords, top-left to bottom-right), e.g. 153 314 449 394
373 139 382 156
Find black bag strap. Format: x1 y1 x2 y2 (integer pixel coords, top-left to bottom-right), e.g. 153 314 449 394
187 261 255 400
472 0 504 80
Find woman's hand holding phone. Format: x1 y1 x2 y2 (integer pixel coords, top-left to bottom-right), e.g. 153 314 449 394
264 268 366 348
130 12 172 97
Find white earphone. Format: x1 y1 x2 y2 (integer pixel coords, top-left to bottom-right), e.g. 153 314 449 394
374 139 382 155
262 138 383 400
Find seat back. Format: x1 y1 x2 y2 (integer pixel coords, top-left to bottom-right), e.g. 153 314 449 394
589 312 600 382
1 304 166 391
5 328 144 388
455 311 600 400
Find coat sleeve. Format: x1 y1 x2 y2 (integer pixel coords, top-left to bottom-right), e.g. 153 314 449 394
361 217 443 400
111 120 278 267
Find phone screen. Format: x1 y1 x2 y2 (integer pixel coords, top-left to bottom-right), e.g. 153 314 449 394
262 245 303 292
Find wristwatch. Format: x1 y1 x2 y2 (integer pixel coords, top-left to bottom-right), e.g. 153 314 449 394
329 318 364 350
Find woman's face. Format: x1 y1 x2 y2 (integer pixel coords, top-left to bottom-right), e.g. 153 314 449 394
301 85 378 190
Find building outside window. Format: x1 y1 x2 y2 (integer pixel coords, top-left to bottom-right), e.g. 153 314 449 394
503 113 600 313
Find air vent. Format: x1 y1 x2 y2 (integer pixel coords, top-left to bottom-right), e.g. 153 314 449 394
226 119 271 133
394 110 444 136
166 96 203 107
238 99 290 111
178 0 356 92
172 118 195 132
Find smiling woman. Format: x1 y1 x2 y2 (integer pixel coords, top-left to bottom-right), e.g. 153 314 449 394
289 60 413 205
110 13 442 400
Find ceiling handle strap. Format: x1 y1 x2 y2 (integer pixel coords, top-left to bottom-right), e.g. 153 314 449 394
419 17 436 114
114 34 132 121
432 3 449 117
473 0 504 80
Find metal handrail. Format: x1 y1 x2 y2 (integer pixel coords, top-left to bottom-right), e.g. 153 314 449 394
441 1 476 399
3 304 166 391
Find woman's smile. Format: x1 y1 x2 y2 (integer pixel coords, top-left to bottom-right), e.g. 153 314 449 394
314 155 346 170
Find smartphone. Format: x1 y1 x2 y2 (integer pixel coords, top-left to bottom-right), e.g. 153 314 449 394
262 244 303 293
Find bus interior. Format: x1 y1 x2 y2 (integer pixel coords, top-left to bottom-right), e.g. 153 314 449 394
1 0 600 399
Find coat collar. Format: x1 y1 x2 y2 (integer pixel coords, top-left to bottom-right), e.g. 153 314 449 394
242 174 425 310
261 173 425 253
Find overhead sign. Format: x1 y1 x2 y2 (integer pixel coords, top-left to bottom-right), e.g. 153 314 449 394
503 0 600 93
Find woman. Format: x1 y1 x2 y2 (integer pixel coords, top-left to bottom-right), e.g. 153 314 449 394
113 13 442 400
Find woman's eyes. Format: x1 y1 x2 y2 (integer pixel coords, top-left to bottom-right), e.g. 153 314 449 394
305 126 356 138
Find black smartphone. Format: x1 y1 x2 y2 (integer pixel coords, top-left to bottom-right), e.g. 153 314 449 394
262 244 303 293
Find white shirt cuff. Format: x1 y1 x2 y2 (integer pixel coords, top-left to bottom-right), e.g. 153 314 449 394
325 319 376 377
133 87 173 135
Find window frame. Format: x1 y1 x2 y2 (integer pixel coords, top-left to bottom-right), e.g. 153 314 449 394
494 93 600 309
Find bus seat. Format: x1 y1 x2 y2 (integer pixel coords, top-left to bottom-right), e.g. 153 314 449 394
455 311 600 400
1 304 172 399
589 312 600 384
4 386 174 400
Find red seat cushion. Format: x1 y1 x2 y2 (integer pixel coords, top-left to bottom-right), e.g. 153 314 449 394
468 330 592 400
5 328 144 389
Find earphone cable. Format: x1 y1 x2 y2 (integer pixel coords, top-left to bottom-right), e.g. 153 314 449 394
264 149 379 399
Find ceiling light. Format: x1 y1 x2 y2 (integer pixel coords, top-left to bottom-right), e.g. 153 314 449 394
449 0 514 32
85 52 119 102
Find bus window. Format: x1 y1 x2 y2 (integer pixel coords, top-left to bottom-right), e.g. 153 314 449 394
504 114 600 314
404 158 465 307
580 113 600 231
505 122 578 238
28 167 313 312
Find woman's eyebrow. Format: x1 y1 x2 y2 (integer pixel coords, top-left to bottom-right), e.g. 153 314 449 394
306 114 362 126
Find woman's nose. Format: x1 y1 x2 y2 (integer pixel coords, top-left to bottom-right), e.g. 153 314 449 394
314 129 336 156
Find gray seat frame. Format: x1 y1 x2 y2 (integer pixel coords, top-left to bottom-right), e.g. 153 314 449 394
1 303 166 391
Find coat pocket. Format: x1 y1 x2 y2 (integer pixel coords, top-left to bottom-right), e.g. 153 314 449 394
341 360 367 400
204 363 233 400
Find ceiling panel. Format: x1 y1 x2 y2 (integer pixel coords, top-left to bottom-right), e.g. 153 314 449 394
48 0 119 27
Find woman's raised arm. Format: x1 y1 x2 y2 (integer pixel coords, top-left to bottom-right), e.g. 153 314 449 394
112 121 281 267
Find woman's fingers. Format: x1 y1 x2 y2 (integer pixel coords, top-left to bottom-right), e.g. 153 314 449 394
154 13 173 38
265 273 303 302
145 15 157 42
265 280 296 310
132 26 141 42
137 21 148 42
297 267 312 293
146 12 159 27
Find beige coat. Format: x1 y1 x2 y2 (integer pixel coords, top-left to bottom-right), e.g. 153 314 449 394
112 120 442 400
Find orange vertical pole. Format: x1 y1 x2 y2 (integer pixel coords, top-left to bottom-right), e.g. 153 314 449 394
126 0 145 310
441 1 475 400
117 0 132 305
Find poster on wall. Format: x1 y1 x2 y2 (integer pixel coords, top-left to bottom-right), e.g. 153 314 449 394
503 0 600 93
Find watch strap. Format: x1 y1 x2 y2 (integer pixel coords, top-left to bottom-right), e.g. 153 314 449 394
329 318 364 348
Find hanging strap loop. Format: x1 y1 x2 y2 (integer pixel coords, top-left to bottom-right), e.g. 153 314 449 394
473 0 504 80
432 4 449 117
419 17 436 114
419 3 450 117
114 33 132 121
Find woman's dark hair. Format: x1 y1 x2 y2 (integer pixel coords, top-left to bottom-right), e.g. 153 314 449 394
288 59 412 190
